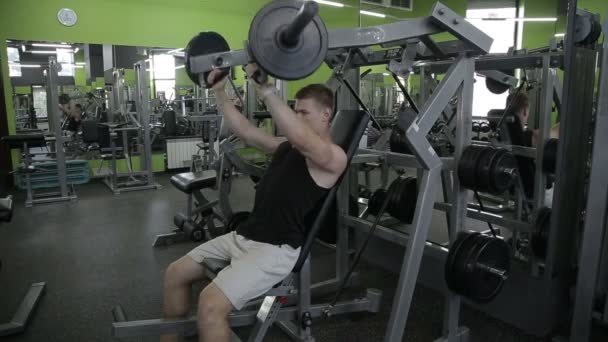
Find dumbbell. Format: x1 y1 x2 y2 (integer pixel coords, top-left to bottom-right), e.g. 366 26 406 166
185 0 328 88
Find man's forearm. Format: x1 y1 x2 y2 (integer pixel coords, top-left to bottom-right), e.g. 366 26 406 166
215 90 255 141
262 90 312 144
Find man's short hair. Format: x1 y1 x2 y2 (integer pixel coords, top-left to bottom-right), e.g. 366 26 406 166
506 92 529 114
295 84 334 113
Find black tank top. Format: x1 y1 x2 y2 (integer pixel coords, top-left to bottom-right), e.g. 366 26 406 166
236 142 330 248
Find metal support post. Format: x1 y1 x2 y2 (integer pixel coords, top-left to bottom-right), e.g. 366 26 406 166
569 20 608 342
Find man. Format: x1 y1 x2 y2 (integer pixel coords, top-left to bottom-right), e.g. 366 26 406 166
504 92 559 201
62 103 83 132
160 64 347 342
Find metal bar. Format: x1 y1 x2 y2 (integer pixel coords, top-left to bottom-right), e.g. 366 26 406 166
533 56 554 210
134 61 157 187
415 56 467 136
433 202 532 232
442 56 474 342
189 49 250 76
112 298 375 338
569 19 608 342
0 282 45 337
328 18 442 50
413 52 564 74
384 168 442 342
356 148 455 170
45 58 69 198
337 167 351 281
429 2 492 54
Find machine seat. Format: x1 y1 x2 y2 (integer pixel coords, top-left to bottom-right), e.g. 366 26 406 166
170 170 217 193
202 258 229 274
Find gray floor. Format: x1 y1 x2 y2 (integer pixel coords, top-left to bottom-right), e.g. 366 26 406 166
0 173 606 342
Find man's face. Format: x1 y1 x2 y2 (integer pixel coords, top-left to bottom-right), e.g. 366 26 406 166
294 98 331 134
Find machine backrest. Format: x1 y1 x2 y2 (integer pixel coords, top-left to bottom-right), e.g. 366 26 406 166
292 109 369 272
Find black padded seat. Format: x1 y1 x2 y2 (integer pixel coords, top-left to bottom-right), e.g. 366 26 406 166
202 258 229 274
170 170 217 193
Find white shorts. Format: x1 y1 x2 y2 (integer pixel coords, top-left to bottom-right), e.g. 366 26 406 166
187 231 300 310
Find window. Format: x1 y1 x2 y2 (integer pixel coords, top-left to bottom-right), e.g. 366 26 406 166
151 54 175 101
466 7 516 117
56 48 75 77
363 0 412 10
7 47 21 77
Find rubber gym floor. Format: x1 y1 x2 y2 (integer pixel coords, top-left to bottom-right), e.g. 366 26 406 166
1 174 607 341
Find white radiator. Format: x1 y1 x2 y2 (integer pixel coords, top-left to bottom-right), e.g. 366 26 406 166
166 138 201 169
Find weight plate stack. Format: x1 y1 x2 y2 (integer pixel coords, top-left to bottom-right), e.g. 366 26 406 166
389 177 417 224
248 0 328 80
458 145 485 191
445 231 510 303
389 126 411 154
184 31 230 87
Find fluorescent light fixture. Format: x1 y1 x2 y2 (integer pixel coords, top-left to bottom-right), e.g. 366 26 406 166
63 64 84 69
167 48 184 54
555 33 565 37
21 44 26 52
75 62 86 66
314 0 344 7
32 43 71 48
15 64 42 68
74 47 80 53
30 50 57 54
481 17 557 22
383 73 390 76
360 10 386 18
32 85 43 88
175 65 186 69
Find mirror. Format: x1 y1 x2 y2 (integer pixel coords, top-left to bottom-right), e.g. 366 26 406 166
5 40 246 167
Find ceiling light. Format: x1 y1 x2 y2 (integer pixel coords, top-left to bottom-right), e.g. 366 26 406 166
74 47 80 53
383 73 390 76
167 48 184 54
175 65 186 69
31 43 71 48
15 64 42 68
75 62 86 66
21 44 26 52
314 0 344 7
360 10 386 18
32 85 43 88
30 50 57 54
555 33 565 37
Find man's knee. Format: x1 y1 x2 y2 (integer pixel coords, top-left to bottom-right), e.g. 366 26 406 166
198 284 232 325
165 256 205 288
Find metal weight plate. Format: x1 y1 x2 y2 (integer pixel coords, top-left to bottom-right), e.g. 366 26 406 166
391 177 417 224
184 31 230 87
445 231 481 296
531 207 551 258
248 0 328 80
368 189 387 216
475 147 497 193
574 12 593 44
389 126 411 154
490 149 516 194
458 145 484 191
468 235 510 303
485 70 514 95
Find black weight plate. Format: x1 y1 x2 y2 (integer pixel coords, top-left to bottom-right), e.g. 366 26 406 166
480 122 491 133
472 122 481 133
485 69 514 94
389 127 411 154
466 145 486 191
531 207 551 258
184 31 230 87
574 13 593 44
248 0 328 80
542 139 558 174
368 189 387 216
446 231 481 296
469 236 510 303
458 146 481 191
491 149 516 194
475 147 496 193
461 234 492 299
390 177 417 223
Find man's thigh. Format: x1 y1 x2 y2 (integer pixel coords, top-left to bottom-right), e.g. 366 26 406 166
186 231 240 264
212 240 300 310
